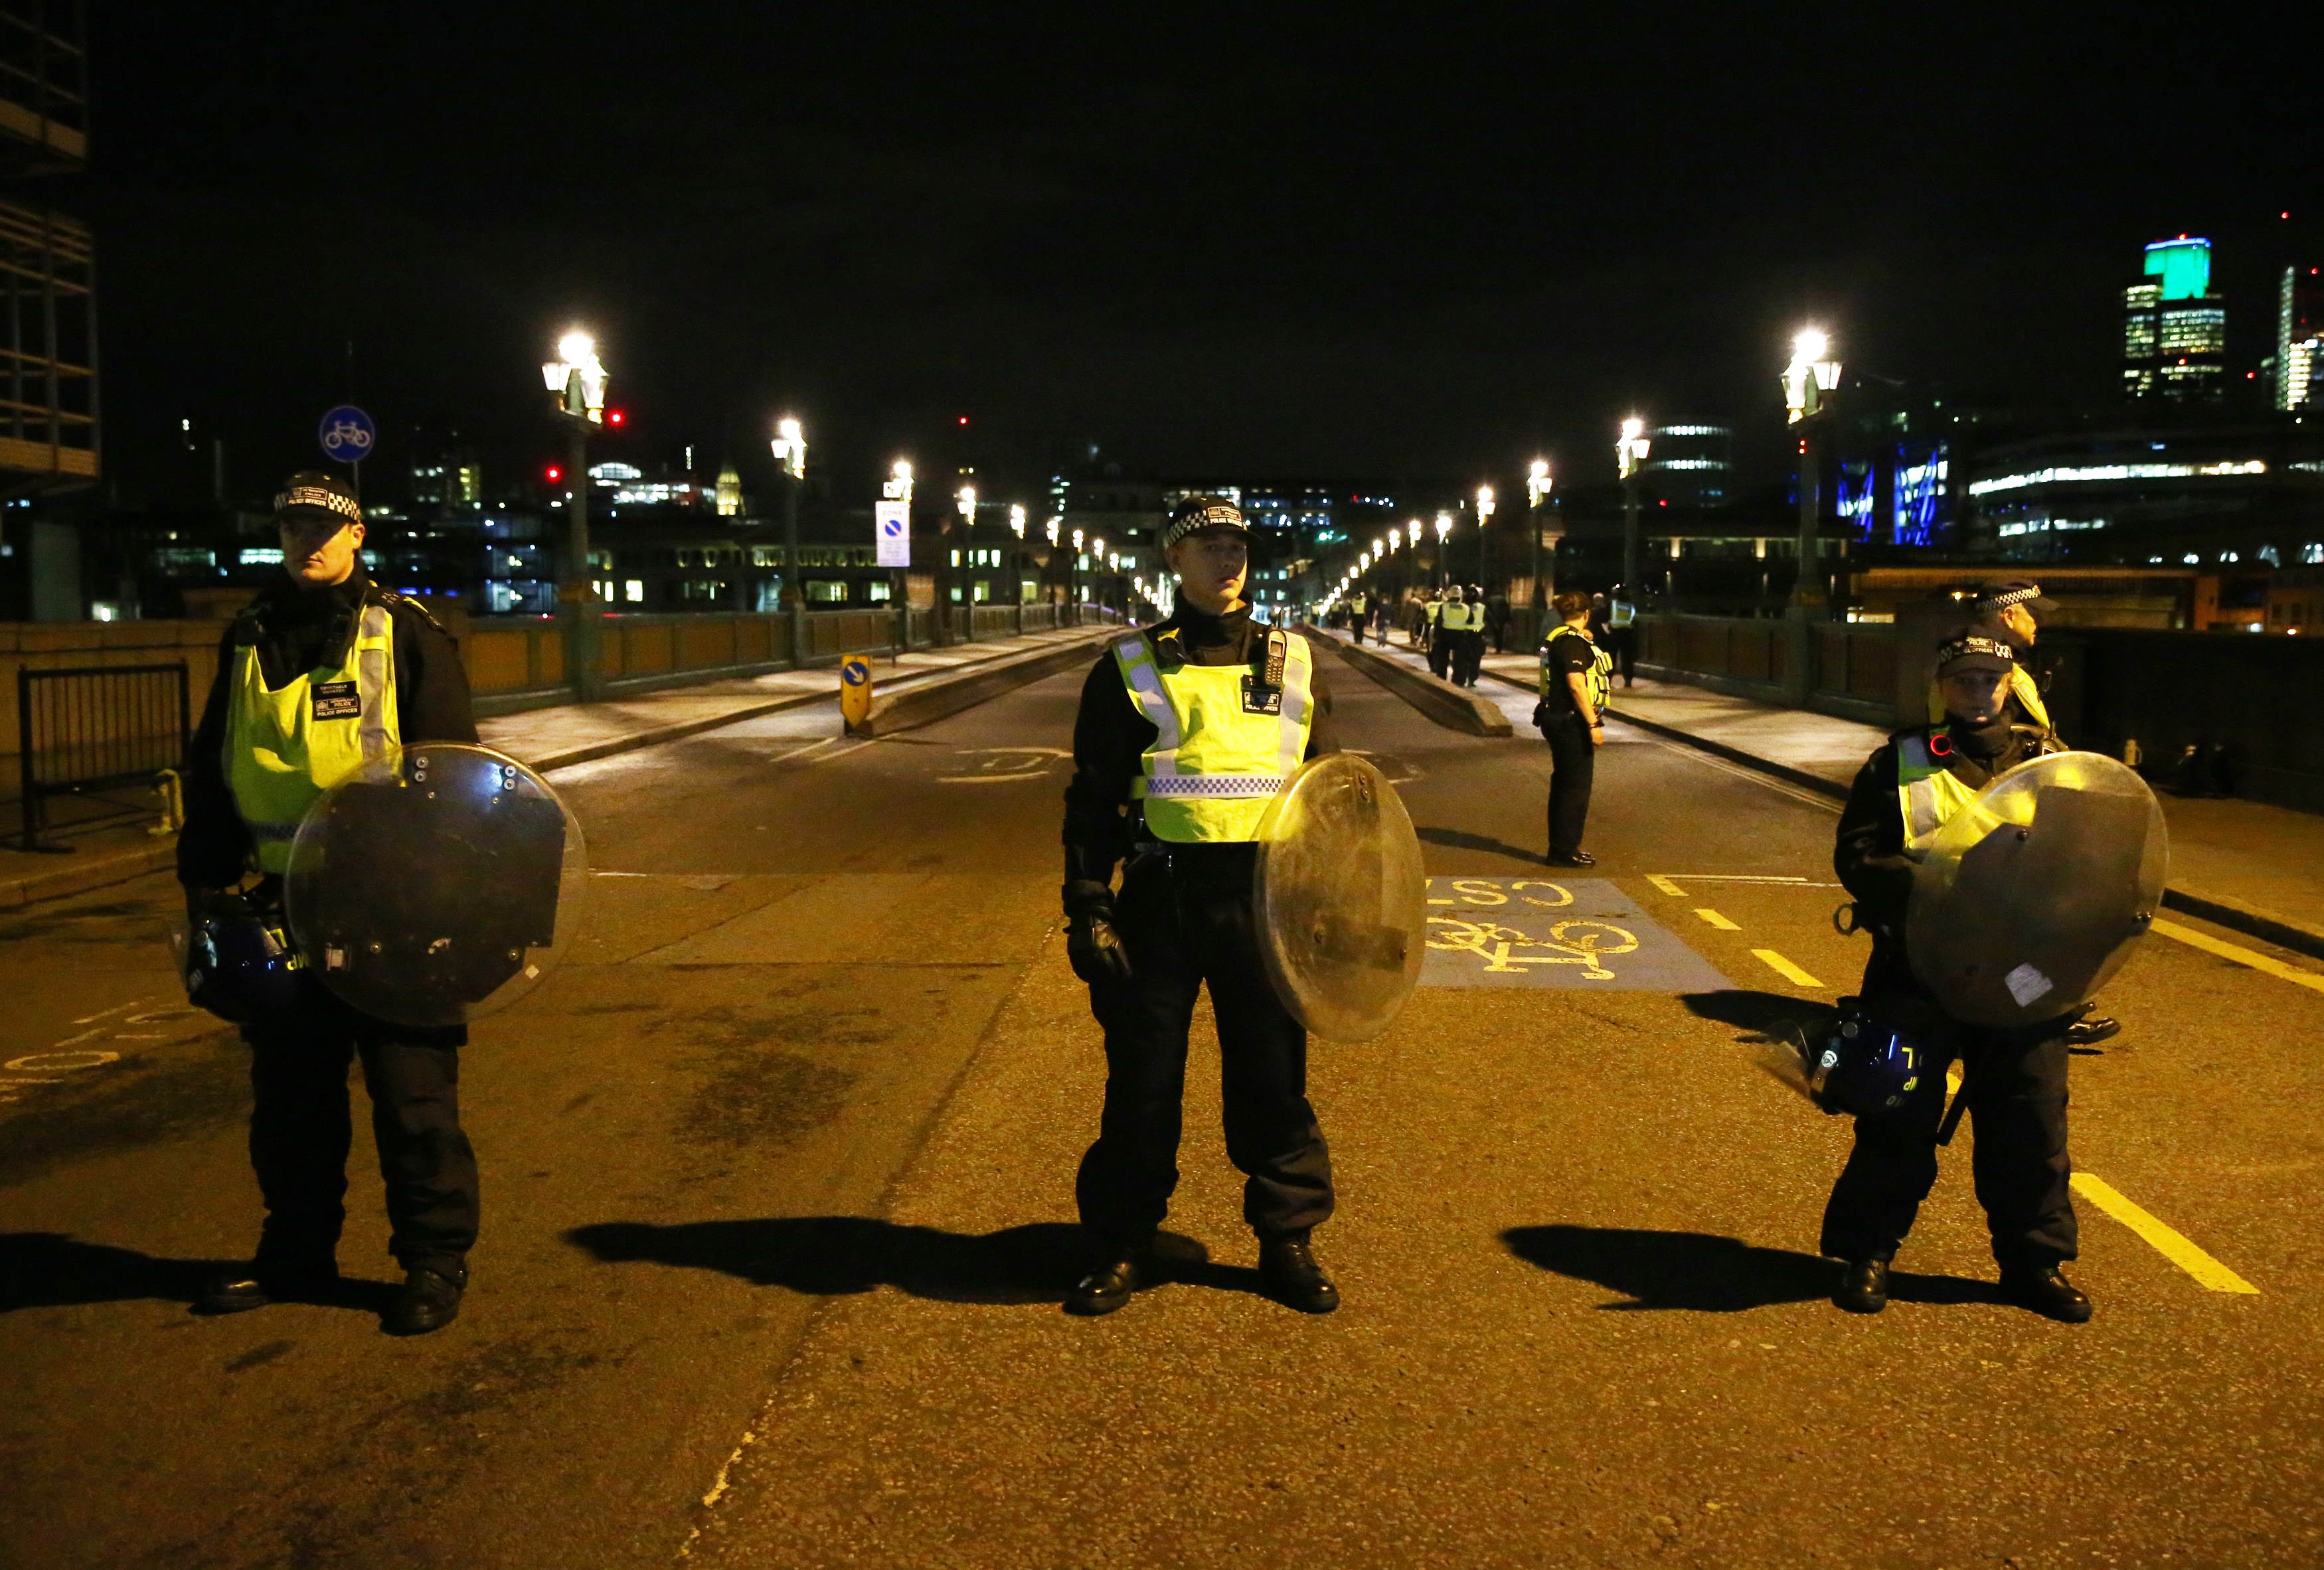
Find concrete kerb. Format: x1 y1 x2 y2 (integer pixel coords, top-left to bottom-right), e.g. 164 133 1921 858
1314 628 1513 738
0 629 1116 911
1467 663 2324 965
851 628 1114 738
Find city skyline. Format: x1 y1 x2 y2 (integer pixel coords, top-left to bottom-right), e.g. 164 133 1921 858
77 9 2316 509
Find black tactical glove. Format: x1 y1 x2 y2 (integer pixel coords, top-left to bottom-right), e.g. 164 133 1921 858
1066 908 1133 986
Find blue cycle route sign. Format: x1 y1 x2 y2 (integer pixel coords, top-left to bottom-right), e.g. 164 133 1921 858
318 405 377 465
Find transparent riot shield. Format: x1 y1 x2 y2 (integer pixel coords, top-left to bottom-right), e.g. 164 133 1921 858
1252 753 1428 1042
284 744 589 1028
1906 751 2166 1028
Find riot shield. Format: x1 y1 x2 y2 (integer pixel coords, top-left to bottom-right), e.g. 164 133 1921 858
284 744 589 1028
1252 753 1428 1041
1906 751 2166 1028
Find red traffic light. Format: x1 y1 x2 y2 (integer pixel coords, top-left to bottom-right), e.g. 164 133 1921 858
606 408 625 426
545 465 563 483
957 415 969 427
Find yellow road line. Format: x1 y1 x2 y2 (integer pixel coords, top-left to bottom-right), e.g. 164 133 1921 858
1647 874 1685 897
1693 907 1740 931
2151 918 2324 995
2070 1172 2260 1294
1752 949 1823 988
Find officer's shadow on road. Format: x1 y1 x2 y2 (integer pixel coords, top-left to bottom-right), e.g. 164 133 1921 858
0 1232 396 1316
1418 826 1544 866
1501 1226 2007 1312
567 1217 1264 1306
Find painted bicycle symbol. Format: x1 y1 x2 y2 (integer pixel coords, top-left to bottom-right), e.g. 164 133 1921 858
320 419 373 455
1424 912 1640 980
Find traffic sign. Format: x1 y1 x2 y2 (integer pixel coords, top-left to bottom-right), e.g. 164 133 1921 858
318 405 376 465
874 500 910 568
839 653 875 732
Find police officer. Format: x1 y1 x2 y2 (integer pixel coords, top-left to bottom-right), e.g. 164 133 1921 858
1457 585 1489 685
1536 591 1611 867
1924 582 2118 1049
1605 589 1638 688
1822 624 2091 1323
1060 496 1341 1316
179 472 484 1335
1427 586 1459 680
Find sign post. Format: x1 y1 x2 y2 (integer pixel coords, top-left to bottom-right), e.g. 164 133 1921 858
839 654 874 735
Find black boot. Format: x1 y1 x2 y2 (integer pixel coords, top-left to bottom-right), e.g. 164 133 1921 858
2001 1265 2092 1324
1066 1241 1155 1316
1835 1258 1889 1314
197 1257 338 1315
384 1265 467 1335
1258 1234 1339 1314
2066 1014 2121 1047
1546 850 1596 868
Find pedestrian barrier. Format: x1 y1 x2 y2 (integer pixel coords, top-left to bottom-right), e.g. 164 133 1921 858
15 662 189 850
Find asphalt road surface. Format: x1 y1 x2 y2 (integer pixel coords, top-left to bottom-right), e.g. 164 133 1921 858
5 639 2321 1569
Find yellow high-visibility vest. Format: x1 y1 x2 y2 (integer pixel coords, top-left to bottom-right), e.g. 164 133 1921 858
1114 627 1316 842
224 597 399 872
1893 730 1989 858
1541 624 1612 712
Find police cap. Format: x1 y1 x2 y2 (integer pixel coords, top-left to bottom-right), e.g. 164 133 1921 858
1977 579 2059 619
1159 495 1249 552
1933 621 2019 677
274 471 362 529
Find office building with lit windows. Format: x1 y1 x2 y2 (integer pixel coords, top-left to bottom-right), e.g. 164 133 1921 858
2122 236 2226 402
2278 264 2323 412
1963 424 2324 568
1640 424 1732 507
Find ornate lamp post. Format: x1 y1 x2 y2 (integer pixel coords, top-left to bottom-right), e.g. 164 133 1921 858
1527 458 1553 635
1616 417 1651 606
541 329 608 700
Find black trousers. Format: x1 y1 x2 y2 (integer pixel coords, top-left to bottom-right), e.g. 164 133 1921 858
1540 711 1596 858
1819 985 2076 1272
1453 631 1484 686
1077 847 1335 1245
1428 634 1452 680
244 983 479 1275
1606 628 1636 686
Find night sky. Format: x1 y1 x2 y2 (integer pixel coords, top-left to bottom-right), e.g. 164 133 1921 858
80 5 2313 508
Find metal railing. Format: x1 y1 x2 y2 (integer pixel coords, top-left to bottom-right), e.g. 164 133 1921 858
16 662 187 849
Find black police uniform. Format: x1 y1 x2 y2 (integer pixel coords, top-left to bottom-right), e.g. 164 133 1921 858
1061 603 1339 1253
1536 625 1602 862
1821 714 2078 1280
179 561 484 1297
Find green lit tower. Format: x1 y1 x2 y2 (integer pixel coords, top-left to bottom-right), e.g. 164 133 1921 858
2122 236 2226 402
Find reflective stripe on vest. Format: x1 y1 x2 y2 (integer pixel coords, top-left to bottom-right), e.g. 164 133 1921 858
1114 628 1315 842
224 601 399 872
1541 625 1613 711
1894 731 1985 858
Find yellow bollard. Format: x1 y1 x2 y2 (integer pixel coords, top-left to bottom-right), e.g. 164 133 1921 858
839 653 875 734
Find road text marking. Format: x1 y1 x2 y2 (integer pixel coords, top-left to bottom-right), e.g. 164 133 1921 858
2151 918 2324 996
1647 875 1685 896
1752 949 1824 988
1693 907 1740 931
2070 1172 2260 1294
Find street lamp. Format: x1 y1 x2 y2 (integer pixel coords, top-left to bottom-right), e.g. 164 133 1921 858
1527 458 1554 627
542 328 610 700
883 459 914 647
1617 417 1651 605
1432 511 1453 586
1474 484 1495 587
770 415 807 613
1782 326 1843 619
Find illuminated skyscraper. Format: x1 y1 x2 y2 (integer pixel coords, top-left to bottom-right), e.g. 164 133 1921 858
2278 264 2323 412
2122 236 2226 402
1641 424 1732 507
